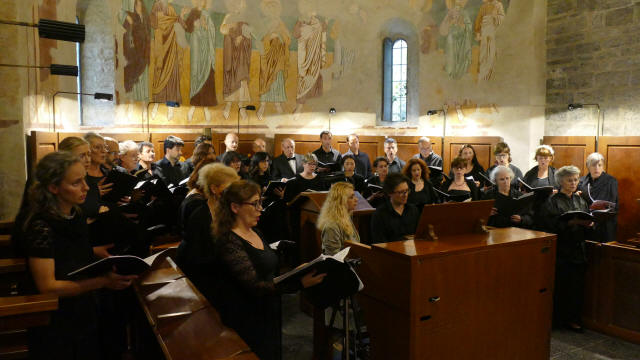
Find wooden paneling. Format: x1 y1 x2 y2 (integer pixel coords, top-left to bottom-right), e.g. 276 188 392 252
214 133 266 158
442 136 503 174
583 242 640 344
58 132 149 143
27 131 58 169
150 132 202 161
392 136 443 168
274 134 323 157
542 136 596 173
336 135 384 161
599 136 640 242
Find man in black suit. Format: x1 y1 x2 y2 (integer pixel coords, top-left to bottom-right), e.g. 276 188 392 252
412 136 444 185
156 135 190 186
271 138 303 181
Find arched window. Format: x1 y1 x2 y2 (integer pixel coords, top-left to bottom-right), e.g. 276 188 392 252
383 38 408 122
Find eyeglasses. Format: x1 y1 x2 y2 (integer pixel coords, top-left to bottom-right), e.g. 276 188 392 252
241 200 263 210
393 189 410 196
495 154 509 159
91 144 108 152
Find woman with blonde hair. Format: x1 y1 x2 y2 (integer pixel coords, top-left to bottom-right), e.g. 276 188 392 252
176 163 240 299
317 182 361 255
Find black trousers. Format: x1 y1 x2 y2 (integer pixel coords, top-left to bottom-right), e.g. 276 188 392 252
553 260 587 326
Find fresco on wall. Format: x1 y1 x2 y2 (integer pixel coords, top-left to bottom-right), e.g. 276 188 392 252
114 0 344 124
423 0 508 81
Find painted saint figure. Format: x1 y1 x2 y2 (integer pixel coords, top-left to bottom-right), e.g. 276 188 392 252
293 0 327 115
119 0 151 102
439 0 472 79
474 0 505 81
221 0 254 121
150 0 187 105
257 0 290 121
183 0 217 123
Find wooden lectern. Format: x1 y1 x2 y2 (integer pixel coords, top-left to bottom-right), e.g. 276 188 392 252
348 201 557 360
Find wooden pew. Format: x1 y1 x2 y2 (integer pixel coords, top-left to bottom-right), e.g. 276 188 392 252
133 252 258 359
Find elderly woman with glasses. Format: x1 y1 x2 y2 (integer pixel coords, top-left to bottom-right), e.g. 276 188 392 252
211 180 326 360
283 153 325 202
370 172 420 244
578 152 618 243
539 165 592 333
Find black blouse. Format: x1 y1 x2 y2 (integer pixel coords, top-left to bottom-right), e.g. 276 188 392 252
370 199 420 244
213 230 298 360
23 211 100 357
482 187 534 228
407 180 440 210
441 178 482 201
538 192 590 264
449 163 488 187
578 172 619 243
283 174 324 203
176 205 215 299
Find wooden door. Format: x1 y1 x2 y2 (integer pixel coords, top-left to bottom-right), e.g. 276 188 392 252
442 136 503 174
542 136 596 173
598 137 640 242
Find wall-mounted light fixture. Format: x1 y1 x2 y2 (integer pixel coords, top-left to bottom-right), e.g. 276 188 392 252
0 18 85 43
568 103 602 149
52 91 113 131
328 107 336 131
0 63 78 76
427 108 447 156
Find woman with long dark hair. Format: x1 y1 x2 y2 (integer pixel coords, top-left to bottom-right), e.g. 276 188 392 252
20 152 135 359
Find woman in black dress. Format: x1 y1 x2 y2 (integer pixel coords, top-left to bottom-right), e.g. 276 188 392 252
441 157 482 201
19 152 136 359
212 181 326 360
176 163 240 299
283 153 324 203
539 165 592 332
222 151 249 180
177 157 217 236
578 152 618 243
249 151 273 190
483 165 533 228
448 144 487 188
365 156 389 207
402 158 439 210
340 154 366 194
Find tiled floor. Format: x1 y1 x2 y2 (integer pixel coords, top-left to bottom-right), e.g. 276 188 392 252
282 294 640 360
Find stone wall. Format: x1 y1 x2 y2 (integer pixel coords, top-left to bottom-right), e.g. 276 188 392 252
546 0 640 136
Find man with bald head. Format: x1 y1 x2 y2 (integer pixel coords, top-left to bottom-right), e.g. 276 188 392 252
271 138 303 181
252 137 267 155
412 136 444 185
218 132 240 161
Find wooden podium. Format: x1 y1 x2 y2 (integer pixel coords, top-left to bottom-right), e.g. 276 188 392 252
348 201 557 360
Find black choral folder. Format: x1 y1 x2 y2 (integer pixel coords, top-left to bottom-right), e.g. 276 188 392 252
274 247 363 309
101 170 139 203
67 247 175 277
